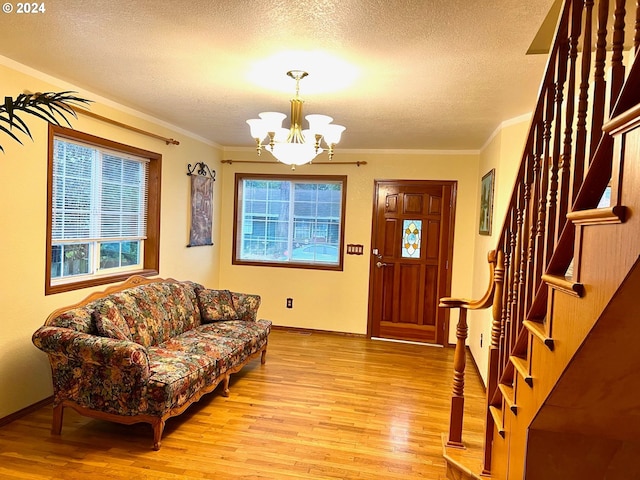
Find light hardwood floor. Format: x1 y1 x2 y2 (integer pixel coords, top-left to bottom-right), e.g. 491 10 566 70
0 329 485 479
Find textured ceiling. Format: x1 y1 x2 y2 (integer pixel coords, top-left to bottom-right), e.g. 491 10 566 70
0 0 557 151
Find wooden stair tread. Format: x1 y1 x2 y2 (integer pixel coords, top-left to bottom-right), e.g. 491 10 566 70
489 406 505 437
513 328 529 357
523 319 554 350
441 433 486 480
510 356 533 387
566 205 626 225
542 273 584 298
490 384 502 406
499 361 514 385
498 383 517 413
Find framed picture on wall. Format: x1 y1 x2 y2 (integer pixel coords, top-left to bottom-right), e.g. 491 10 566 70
187 162 216 247
479 168 495 236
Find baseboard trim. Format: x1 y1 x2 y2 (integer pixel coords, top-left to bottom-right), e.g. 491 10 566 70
0 396 53 428
271 325 366 338
467 346 487 392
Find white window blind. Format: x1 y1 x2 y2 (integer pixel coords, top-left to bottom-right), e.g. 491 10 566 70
52 139 149 243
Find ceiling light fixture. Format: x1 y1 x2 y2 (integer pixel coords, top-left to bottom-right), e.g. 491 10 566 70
246 70 345 168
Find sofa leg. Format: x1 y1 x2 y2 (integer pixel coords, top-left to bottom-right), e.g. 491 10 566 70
261 348 267 364
51 403 64 435
222 375 230 397
152 419 165 451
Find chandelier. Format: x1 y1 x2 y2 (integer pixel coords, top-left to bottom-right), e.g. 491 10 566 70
246 70 345 167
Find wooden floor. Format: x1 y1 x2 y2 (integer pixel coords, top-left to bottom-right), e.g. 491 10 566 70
0 329 486 479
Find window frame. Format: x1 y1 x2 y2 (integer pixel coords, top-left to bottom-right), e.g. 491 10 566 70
46 124 161 295
232 173 347 271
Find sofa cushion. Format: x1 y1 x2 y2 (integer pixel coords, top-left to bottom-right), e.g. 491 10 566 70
104 282 202 347
230 292 261 321
197 319 272 365
197 289 238 323
146 332 239 415
93 298 132 341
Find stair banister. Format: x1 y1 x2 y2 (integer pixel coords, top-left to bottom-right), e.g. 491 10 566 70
439 250 504 449
440 2 640 477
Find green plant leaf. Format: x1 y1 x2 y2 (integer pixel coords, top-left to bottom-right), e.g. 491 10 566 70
0 91 92 152
0 122 26 144
0 114 30 136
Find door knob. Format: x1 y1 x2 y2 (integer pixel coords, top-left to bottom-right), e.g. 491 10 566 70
376 261 388 268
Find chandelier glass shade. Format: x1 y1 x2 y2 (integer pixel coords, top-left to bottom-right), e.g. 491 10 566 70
246 70 346 167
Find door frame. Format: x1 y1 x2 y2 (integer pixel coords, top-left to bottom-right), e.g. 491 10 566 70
366 179 457 346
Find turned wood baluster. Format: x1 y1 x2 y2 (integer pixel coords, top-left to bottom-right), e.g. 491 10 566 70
527 122 544 307
447 308 468 448
565 0 583 206
482 250 505 476
534 153 549 286
502 220 515 364
503 213 516 355
589 0 610 162
492 250 506 351
635 0 640 53
517 178 530 327
542 83 554 233
511 184 525 335
547 41 568 263
534 89 553 284
499 232 511 375
546 152 560 267
571 0 593 200
522 152 536 314
498 296 508 379
558 1 582 233
509 209 520 350
610 0 627 112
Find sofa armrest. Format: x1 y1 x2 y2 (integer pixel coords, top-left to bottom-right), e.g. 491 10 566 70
33 326 150 377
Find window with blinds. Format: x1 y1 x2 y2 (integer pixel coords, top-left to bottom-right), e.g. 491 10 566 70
50 137 149 283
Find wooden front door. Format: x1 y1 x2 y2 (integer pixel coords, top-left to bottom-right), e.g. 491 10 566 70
368 180 456 345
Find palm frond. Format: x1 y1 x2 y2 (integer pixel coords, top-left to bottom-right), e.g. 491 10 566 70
0 91 92 153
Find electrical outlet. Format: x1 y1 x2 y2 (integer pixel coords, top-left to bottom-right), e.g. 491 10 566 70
286 298 293 308
480 333 483 348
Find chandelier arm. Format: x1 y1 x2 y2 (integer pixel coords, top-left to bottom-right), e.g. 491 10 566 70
248 70 343 166
266 131 276 151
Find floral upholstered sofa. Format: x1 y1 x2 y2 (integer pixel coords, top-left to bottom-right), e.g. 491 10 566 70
32 275 271 450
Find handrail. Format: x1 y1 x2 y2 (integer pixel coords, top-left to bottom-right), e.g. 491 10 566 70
439 250 498 311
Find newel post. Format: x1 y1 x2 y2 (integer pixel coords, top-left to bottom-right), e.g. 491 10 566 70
439 249 500 449
447 305 468 447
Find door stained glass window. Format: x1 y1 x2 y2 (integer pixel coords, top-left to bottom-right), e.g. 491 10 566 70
402 220 422 258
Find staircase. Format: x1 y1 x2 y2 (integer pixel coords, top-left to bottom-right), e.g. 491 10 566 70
440 1 640 478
